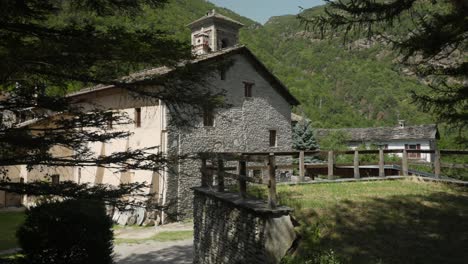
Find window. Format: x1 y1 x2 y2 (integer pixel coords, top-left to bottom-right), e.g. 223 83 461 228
269 130 277 147
244 82 254 98
221 39 229 48
106 112 113 129
51 174 60 185
405 144 421 159
135 108 141 128
203 107 214 127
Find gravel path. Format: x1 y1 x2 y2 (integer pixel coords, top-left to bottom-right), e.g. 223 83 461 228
114 222 194 264
114 239 193 264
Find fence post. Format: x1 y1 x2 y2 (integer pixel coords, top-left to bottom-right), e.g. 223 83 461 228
201 158 208 187
434 150 441 178
238 160 247 199
402 149 409 176
354 150 360 179
268 154 277 209
379 149 385 177
328 151 334 180
217 158 225 192
299 151 305 182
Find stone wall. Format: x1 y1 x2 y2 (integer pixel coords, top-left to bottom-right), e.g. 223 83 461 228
166 53 294 220
193 188 296 264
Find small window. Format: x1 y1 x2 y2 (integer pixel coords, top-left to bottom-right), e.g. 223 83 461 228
269 130 277 147
244 82 254 98
51 174 60 185
221 39 229 48
406 144 421 159
106 112 113 129
203 107 214 127
135 108 141 128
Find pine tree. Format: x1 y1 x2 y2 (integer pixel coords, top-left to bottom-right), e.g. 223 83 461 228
293 119 319 151
0 1 222 203
300 0 467 130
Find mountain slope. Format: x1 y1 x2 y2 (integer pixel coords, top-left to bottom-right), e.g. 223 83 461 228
104 0 434 129
239 6 434 128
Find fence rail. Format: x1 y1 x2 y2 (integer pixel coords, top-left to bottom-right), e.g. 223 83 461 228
199 149 468 209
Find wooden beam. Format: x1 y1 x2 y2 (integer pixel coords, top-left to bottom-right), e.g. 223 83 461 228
328 151 334 180
217 159 225 192
299 151 305 182
379 149 385 177
434 150 441 178
268 154 277 209
238 160 247 199
402 149 408 176
354 150 360 179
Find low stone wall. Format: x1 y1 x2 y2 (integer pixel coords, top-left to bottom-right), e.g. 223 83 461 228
193 188 296 264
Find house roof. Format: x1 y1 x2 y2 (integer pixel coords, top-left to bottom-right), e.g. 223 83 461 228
315 124 439 142
68 45 300 105
187 10 244 29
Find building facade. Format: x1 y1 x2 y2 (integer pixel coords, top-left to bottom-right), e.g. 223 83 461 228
315 121 439 162
3 12 299 220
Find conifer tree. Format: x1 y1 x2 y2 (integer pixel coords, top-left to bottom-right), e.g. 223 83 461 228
293 119 319 151
0 0 222 203
300 0 467 129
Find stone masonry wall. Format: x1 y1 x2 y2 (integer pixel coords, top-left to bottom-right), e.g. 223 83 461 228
193 188 296 264
166 53 294 220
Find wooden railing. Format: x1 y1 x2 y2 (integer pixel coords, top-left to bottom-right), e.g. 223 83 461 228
198 149 468 209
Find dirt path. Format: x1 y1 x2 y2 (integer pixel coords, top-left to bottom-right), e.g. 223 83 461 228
114 239 193 264
114 222 193 264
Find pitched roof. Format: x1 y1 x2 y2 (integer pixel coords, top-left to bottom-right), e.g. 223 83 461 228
187 10 244 29
315 124 439 142
68 45 300 105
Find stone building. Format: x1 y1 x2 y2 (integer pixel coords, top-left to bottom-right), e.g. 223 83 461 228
315 121 439 162
4 11 299 221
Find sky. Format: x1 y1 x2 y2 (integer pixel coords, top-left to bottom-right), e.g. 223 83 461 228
209 0 323 24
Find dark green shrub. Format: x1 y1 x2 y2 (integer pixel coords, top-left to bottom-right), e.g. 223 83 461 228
17 199 114 264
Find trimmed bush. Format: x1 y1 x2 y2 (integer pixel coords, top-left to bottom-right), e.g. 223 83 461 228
17 199 114 264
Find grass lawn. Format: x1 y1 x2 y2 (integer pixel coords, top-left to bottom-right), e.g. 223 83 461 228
250 178 468 264
0 211 26 251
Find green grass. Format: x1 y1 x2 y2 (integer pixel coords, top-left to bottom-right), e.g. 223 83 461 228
115 230 193 245
0 211 26 251
250 179 468 264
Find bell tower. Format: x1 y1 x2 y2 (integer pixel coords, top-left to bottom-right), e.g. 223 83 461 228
188 10 244 55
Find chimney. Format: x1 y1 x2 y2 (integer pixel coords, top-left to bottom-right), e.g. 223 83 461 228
398 120 406 128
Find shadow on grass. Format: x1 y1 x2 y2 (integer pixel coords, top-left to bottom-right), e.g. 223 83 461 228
290 192 468 264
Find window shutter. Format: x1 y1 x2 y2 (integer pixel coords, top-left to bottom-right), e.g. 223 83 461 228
135 108 141 128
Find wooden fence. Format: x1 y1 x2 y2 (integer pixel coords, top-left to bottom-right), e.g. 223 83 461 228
198 149 468 209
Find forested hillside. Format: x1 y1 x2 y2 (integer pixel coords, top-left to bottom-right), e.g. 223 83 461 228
80 0 464 144
240 7 436 129
148 1 435 128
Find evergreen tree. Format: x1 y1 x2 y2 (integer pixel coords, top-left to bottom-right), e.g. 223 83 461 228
0 1 223 205
300 0 467 130
293 119 319 151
